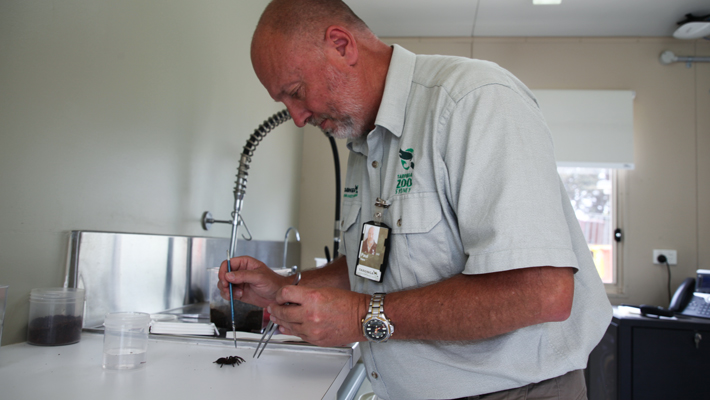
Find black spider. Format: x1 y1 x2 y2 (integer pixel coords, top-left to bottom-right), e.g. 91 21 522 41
214 355 245 368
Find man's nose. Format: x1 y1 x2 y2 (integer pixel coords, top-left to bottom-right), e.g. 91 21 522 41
283 101 311 128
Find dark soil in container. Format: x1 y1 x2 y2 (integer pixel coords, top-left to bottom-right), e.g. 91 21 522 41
28 315 83 346
210 305 263 333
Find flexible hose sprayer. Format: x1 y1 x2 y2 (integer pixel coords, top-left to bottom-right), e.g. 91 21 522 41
201 108 341 266
228 109 292 257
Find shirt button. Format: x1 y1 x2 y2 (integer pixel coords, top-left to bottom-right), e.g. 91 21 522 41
371 371 379 379
397 218 402 227
371 161 379 168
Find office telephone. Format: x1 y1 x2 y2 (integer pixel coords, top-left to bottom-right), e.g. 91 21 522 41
671 269 710 319
638 269 710 319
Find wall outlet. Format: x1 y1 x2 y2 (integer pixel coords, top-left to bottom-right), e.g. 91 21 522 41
653 249 677 265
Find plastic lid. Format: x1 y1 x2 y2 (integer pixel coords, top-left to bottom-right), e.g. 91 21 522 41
104 312 151 329
30 287 85 302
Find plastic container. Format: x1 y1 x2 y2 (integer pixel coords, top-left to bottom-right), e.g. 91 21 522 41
103 312 151 370
208 267 264 333
27 288 85 346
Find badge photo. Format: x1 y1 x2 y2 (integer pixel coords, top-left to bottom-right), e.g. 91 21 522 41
355 222 391 282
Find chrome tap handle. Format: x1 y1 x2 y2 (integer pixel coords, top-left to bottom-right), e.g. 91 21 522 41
282 227 301 270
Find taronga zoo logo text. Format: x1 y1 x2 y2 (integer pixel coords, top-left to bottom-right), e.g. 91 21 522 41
344 185 359 199
396 148 414 194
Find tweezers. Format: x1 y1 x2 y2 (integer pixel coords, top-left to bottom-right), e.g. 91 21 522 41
253 271 301 358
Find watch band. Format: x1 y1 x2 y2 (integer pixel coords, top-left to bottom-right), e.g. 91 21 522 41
363 292 394 342
369 292 386 319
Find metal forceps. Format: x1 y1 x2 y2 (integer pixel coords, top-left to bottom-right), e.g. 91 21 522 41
253 271 301 358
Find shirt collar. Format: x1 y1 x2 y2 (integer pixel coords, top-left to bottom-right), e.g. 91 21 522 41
347 44 416 153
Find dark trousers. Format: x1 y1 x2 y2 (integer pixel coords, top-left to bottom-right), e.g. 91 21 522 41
454 369 587 400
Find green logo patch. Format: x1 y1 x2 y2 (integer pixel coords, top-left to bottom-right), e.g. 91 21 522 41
344 185 359 199
396 148 415 194
399 148 415 171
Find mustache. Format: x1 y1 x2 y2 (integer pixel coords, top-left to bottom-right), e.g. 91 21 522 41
307 116 333 136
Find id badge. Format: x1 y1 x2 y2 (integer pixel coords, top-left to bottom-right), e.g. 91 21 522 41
354 221 391 282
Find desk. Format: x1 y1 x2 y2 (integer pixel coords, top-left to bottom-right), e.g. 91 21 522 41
0 332 359 400
586 306 710 400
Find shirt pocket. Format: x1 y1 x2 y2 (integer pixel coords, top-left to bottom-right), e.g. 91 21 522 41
387 192 442 234
386 192 454 287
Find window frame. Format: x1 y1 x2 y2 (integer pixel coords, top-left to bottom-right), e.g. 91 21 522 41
557 166 626 295
606 169 626 296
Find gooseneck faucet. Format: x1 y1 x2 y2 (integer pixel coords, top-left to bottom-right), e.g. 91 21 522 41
201 110 291 348
282 227 301 274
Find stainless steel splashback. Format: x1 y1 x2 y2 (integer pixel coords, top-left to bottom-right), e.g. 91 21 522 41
65 231 300 328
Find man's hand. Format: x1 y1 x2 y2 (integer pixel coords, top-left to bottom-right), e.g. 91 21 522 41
218 256 292 309
268 285 369 347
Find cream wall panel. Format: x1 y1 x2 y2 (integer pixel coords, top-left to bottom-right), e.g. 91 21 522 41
0 0 302 345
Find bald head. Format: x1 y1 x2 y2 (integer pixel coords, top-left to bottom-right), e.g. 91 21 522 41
250 0 393 139
254 0 370 47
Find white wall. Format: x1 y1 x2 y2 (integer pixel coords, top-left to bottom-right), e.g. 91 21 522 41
299 37 710 309
0 0 303 345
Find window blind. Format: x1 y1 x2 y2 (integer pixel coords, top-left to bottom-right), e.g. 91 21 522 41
532 90 635 169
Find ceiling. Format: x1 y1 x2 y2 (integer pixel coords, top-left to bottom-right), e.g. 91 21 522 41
344 0 710 38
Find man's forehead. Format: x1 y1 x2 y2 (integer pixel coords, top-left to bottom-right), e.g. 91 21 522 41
252 33 303 98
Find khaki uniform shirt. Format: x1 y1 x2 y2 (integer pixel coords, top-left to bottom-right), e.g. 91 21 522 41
340 45 612 400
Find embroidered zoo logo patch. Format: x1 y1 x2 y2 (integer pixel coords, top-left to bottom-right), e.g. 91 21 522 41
396 148 414 194
399 148 415 171
344 185 359 199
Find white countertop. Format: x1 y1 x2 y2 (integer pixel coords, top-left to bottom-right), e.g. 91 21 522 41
0 332 358 400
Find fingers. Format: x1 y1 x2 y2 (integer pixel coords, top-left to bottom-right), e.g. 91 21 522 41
218 256 264 279
274 283 305 305
277 323 300 337
269 306 304 339
268 285 303 320
218 281 243 301
224 268 271 285
215 256 290 308
268 287 367 347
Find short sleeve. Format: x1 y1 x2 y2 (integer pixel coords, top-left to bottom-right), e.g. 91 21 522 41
440 84 580 275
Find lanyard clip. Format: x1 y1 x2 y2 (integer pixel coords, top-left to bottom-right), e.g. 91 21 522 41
374 197 390 224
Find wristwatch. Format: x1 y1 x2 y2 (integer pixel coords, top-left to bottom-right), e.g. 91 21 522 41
362 293 394 342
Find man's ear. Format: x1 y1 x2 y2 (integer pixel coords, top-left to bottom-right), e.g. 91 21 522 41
325 26 358 66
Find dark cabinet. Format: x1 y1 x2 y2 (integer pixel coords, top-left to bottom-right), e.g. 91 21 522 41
586 307 710 400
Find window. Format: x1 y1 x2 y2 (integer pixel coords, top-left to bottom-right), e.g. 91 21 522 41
558 167 615 284
533 89 633 289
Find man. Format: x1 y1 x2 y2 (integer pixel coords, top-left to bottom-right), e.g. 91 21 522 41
219 1 612 399
361 226 378 255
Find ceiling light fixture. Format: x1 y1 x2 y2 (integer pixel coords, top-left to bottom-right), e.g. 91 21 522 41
533 0 561 5
673 13 710 39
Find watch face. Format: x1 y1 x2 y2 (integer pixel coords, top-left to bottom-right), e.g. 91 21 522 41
364 318 389 341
